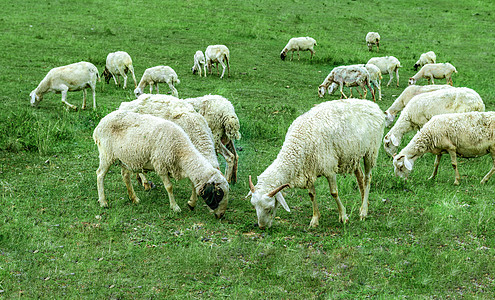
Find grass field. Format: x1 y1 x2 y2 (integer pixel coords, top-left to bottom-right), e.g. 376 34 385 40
1 0 494 298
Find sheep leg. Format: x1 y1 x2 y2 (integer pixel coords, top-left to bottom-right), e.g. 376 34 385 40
203 63 207 77
226 58 230 77
297 49 300 61
428 155 442 180
91 85 96 110
216 62 220 76
155 84 159 94
308 185 320 228
480 151 495 184
326 174 348 223
359 158 373 220
377 42 380 52
290 51 294 61
219 142 236 183
60 88 77 110
218 60 227 79
168 82 178 97
121 167 140 204
187 181 198 210
122 72 128 89
309 49 315 59
81 89 87 110
159 173 181 212
386 73 394 87
136 173 153 191
96 158 112 207
112 74 118 86
149 83 153 94
430 76 435 85
130 67 137 88
447 150 461 185
339 83 347 99
395 68 400 87
225 140 238 183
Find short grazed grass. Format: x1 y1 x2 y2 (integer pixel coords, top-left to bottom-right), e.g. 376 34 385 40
0 0 494 298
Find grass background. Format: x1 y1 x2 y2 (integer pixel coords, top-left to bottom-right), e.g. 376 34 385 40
0 0 494 298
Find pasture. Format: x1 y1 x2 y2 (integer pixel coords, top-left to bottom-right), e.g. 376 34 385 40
1 0 494 298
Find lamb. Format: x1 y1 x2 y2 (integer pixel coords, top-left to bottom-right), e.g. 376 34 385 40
118 94 220 202
408 63 457 86
367 56 402 87
413 51 436 71
191 50 206 77
384 84 453 127
280 37 317 61
205 45 230 78
102 51 137 89
93 110 229 219
247 99 385 229
30 61 100 110
318 65 375 101
366 32 380 52
393 111 495 186
184 95 241 183
134 66 180 98
383 87 484 157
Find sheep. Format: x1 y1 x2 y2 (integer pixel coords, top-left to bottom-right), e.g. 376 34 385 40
30 61 99 110
102 51 137 89
393 111 495 186
347 63 382 101
246 99 385 229
413 51 436 71
118 94 220 205
134 66 180 98
205 45 230 78
367 56 402 87
318 65 375 101
280 37 317 61
93 110 229 219
384 84 454 127
366 32 380 52
191 50 206 77
383 87 484 157
184 95 241 183
408 63 457 86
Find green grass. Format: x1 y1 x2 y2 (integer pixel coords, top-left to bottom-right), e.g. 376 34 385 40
1 0 494 298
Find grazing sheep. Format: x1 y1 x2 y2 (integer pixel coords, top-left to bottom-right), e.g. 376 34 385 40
184 95 241 183
280 37 317 61
30 61 99 110
119 94 220 204
205 45 230 78
191 50 206 77
134 66 180 98
247 99 385 228
367 56 402 87
102 51 137 89
413 51 436 71
408 63 457 86
347 63 382 101
384 84 453 127
393 112 495 185
383 87 484 157
318 65 375 101
93 110 229 218
366 32 380 52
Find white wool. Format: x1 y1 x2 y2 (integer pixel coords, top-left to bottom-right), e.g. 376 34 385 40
204 45 230 78
280 37 317 61
30 61 99 110
192 50 206 77
318 65 375 101
367 56 402 87
365 32 380 52
383 87 484 157
248 99 385 229
103 51 137 89
408 63 457 86
134 66 180 98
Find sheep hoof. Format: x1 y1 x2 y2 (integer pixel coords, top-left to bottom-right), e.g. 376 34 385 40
309 218 319 228
99 201 108 208
340 215 349 223
187 203 195 211
171 205 181 213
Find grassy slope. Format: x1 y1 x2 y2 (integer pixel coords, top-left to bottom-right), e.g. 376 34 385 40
0 0 494 298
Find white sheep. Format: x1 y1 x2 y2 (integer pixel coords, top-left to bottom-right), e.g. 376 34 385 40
318 65 375 101
366 32 380 52
93 110 229 218
413 51 436 71
134 66 180 98
247 99 385 228
102 51 137 89
347 63 382 101
383 87 484 157
280 37 317 61
384 84 453 127
367 56 402 87
408 63 457 86
205 45 230 78
30 61 99 110
393 111 495 186
184 95 241 183
191 50 206 77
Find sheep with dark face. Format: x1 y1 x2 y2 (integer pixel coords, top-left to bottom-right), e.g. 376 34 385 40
280 37 317 61
102 51 137 89
93 110 229 219
413 51 436 71
134 66 180 97
366 32 380 51
205 45 230 78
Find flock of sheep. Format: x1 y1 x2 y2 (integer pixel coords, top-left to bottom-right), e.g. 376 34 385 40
28 33 495 229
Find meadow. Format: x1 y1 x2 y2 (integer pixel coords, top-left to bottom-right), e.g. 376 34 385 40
0 0 494 298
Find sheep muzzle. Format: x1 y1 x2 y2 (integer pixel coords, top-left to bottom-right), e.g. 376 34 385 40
199 183 224 210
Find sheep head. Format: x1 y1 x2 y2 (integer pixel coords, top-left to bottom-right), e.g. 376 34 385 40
134 87 143 98
393 154 414 179
383 132 400 157
247 175 290 229
384 111 395 128
413 63 420 71
199 173 229 219
408 77 416 85
280 50 287 61
29 90 42 107
318 85 326 98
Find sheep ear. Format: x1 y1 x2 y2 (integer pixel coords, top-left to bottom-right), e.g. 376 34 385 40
390 133 400 147
404 157 413 171
275 192 290 213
